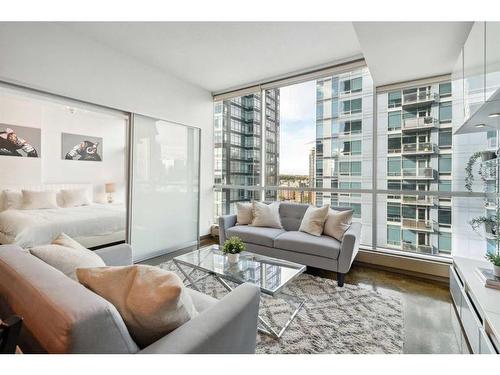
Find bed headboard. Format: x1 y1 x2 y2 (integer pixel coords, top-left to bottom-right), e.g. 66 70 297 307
0 183 102 211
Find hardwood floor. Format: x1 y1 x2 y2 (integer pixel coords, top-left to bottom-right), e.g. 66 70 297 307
144 238 469 354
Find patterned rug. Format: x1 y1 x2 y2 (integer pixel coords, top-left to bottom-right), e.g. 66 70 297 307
159 261 404 354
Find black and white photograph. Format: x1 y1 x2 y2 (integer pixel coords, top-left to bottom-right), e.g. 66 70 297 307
61 132 103 161
0 124 40 158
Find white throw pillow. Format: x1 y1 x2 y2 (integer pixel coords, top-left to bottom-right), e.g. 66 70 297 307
250 201 282 229
2 190 23 210
22 190 58 209
60 189 91 207
299 204 330 237
30 233 105 281
236 202 253 225
323 209 353 241
76 265 198 348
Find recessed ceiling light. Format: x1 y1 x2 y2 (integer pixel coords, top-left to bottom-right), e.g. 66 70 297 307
488 113 500 118
475 124 486 128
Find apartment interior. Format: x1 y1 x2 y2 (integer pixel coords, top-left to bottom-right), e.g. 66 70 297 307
0 17 500 363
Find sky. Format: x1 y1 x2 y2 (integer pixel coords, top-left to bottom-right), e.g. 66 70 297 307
278 80 316 175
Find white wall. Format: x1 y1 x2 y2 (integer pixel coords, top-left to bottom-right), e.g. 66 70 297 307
0 90 127 202
0 22 214 235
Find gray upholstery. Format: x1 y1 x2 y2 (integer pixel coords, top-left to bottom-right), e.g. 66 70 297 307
274 231 341 259
279 203 309 231
245 242 339 272
94 243 133 266
0 245 139 354
0 243 260 354
218 203 361 278
226 226 285 247
139 284 260 354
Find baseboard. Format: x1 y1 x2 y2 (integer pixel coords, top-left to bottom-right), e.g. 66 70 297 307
355 249 450 283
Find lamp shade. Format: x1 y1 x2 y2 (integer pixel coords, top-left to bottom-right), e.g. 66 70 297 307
105 183 116 193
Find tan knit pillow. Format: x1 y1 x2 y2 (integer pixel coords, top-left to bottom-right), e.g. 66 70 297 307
299 204 330 236
236 202 253 225
323 209 353 241
76 265 198 348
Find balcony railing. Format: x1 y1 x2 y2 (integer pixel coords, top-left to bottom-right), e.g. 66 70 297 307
402 167 436 180
402 116 437 132
401 142 436 155
402 242 437 255
402 195 434 206
401 218 437 232
402 92 439 107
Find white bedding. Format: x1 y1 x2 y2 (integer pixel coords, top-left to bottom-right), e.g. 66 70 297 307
0 204 126 248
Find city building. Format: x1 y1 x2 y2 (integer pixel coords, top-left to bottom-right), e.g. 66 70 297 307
214 90 280 216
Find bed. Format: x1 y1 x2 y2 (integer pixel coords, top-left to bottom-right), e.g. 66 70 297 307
0 184 126 248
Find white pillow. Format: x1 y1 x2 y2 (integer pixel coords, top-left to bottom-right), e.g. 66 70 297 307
323 209 353 241
299 204 330 236
250 201 282 229
22 190 58 209
2 190 23 210
236 202 253 225
29 233 105 281
60 189 91 207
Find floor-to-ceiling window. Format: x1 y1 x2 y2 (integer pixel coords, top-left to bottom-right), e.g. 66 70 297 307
213 62 494 262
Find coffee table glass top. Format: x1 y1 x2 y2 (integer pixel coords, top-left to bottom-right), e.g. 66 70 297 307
174 246 306 295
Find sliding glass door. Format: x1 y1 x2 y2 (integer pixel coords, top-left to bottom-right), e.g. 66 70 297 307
130 114 200 262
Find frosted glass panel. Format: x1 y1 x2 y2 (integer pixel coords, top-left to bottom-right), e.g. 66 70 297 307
131 115 200 261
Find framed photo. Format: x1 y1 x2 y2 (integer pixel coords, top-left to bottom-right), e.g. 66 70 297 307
0 124 41 158
61 132 103 162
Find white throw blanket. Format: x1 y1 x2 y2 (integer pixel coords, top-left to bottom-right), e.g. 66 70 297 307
0 204 126 248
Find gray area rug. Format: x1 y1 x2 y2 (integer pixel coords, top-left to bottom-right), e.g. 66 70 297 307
160 261 404 354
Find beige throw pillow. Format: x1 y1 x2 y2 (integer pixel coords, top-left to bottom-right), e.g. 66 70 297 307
22 190 58 209
60 189 91 207
299 204 330 236
236 202 253 225
323 209 353 241
76 265 198 348
251 201 282 229
29 233 105 281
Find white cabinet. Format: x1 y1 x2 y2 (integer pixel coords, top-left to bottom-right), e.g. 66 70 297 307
450 258 500 354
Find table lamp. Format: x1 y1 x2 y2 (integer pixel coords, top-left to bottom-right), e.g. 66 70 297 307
105 183 116 204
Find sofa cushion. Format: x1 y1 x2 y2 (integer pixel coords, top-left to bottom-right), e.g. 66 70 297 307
0 245 139 354
279 203 309 231
274 231 341 260
226 225 285 247
77 265 198 349
29 233 106 281
251 201 282 229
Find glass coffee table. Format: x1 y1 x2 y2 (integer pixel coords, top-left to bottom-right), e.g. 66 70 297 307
173 245 306 339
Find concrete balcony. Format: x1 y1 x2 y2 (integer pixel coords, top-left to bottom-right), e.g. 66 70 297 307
401 142 437 155
402 116 437 132
402 92 439 107
402 195 434 206
402 167 436 180
402 218 437 232
402 242 437 255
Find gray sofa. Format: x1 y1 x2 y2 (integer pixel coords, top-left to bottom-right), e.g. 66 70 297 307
0 243 260 354
219 203 361 287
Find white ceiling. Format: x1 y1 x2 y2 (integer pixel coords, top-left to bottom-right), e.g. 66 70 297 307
62 22 473 93
62 22 362 93
353 22 473 86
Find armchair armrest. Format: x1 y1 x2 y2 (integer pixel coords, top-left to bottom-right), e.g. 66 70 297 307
337 222 361 274
139 283 260 354
94 243 133 266
218 214 237 246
